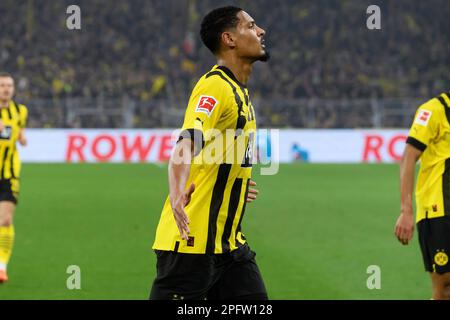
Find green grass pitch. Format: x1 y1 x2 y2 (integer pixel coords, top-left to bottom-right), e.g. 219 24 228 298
0 163 429 300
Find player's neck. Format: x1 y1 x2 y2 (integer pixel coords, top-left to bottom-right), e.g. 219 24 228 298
216 58 252 86
0 100 9 109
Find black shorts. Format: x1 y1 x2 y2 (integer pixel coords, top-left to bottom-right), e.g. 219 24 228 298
418 216 450 274
0 179 19 204
149 244 268 300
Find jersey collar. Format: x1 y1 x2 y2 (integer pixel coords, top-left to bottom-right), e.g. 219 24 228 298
215 65 247 89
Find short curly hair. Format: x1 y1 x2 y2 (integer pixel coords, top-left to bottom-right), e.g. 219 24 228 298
200 6 242 54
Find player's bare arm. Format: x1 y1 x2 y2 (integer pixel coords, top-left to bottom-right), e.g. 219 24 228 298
395 144 422 245
168 138 196 240
18 129 27 146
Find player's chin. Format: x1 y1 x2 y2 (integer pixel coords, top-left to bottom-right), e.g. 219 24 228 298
257 49 270 62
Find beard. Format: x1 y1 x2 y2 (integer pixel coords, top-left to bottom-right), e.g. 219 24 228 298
258 49 270 62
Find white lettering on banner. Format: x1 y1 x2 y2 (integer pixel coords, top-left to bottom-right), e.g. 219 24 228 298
18 129 410 164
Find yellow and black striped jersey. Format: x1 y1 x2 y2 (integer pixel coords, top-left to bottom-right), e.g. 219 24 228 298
153 65 257 254
0 100 28 180
406 92 450 222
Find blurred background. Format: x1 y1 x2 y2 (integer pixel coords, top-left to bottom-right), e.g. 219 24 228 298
0 0 449 300
1 0 448 129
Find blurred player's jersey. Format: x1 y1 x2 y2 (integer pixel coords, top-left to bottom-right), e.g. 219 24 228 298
0 101 27 180
406 92 450 222
153 65 257 254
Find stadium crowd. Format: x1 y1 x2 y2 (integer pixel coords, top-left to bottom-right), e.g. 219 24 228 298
0 0 448 128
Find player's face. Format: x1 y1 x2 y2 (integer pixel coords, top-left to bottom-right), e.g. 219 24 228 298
234 11 269 62
0 77 15 102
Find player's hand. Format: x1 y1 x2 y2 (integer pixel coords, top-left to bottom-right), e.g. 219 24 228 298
19 136 27 146
395 212 415 245
170 183 195 240
18 129 27 146
246 180 259 203
0 120 4 132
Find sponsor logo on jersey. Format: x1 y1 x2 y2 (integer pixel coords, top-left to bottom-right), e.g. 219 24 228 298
414 109 432 126
195 95 218 117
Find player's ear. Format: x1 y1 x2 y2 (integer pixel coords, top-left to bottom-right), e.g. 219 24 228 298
221 31 237 49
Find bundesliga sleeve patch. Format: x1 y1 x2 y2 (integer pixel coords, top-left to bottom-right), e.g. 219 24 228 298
195 95 218 117
414 109 432 126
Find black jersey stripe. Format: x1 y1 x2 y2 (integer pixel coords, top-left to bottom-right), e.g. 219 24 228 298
437 95 450 126
406 136 427 152
221 178 243 253
215 66 250 110
0 147 3 179
206 70 243 111
5 107 11 120
12 101 22 127
235 178 250 238
13 101 20 115
242 89 249 106
444 159 450 216
0 146 9 179
173 241 180 253
10 148 16 178
250 104 256 121
215 66 247 88
216 66 250 110
205 163 232 254
177 128 205 155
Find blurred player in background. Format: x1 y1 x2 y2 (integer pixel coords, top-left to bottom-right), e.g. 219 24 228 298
0 73 28 283
150 6 269 300
395 92 450 299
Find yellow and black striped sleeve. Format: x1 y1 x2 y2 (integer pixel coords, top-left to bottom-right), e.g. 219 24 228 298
406 97 444 152
18 104 28 128
178 75 232 154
